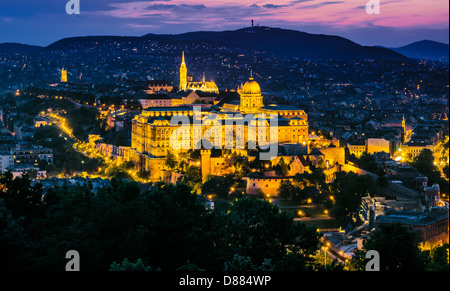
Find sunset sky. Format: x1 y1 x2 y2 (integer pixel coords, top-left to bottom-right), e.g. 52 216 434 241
0 0 448 47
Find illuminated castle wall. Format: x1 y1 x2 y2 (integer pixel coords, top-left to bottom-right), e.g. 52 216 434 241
129 57 310 177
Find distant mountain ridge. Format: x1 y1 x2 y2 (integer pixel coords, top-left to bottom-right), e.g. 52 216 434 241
0 42 43 56
389 40 449 62
144 26 405 60
1 27 447 62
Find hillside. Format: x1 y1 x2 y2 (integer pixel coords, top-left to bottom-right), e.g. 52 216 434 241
390 40 449 62
147 26 406 60
0 43 43 56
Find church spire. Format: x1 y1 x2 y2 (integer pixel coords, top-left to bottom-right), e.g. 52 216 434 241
402 115 406 134
179 51 187 91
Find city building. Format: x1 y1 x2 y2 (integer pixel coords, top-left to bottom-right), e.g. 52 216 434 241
366 137 391 156
375 208 449 250
10 144 53 168
179 52 219 94
347 140 366 158
0 151 14 173
144 80 173 94
401 140 434 160
126 60 310 179
138 94 175 109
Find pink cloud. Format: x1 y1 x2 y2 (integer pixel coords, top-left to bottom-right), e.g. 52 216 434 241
98 0 449 30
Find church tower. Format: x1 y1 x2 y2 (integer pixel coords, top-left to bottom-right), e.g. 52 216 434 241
179 52 187 91
402 115 406 134
61 68 68 83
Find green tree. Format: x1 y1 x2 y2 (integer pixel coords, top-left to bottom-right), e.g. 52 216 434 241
164 151 178 170
410 149 441 185
224 254 273 271
356 152 378 173
275 157 290 176
330 172 371 227
359 223 425 271
220 198 322 268
0 199 34 271
424 244 449 271
278 179 294 199
235 158 250 179
176 261 205 271
202 175 235 199
376 169 388 187
109 258 154 271
0 171 44 224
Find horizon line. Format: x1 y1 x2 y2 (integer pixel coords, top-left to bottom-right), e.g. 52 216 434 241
1 25 449 48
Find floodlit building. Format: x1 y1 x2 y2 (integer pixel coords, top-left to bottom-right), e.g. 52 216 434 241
375 208 449 250
125 56 310 178
401 140 434 159
179 52 219 94
61 69 68 83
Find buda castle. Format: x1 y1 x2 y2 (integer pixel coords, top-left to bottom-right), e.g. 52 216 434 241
127 53 311 179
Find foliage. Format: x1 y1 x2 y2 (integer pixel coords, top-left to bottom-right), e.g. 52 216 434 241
278 179 294 199
176 261 205 271
329 172 371 227
354 223 426 271
274 157 291 176
164 151 178 170
376 169 389 187
0 173 325 271
292 170 330 205
109 258 154 271
33 125 103 176
355 152 377 173
65 107 101 141
423 244 449 271
234 158 251 179
409 149 441 186
224 254 273 271
201 174 235 199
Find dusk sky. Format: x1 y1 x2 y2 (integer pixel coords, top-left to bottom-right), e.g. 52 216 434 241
0 0 448 47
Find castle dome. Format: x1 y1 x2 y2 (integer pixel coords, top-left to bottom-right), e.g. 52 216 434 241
242 77 261 95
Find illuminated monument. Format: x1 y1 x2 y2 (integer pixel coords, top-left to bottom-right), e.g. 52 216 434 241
179 52 219 94
239 72 263 114
126 55 310 180
61 68 68 83
179 52 188 91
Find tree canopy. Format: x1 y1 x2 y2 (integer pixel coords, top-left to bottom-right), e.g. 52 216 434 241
0 172 323 271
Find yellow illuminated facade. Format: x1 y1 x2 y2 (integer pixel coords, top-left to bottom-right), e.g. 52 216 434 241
130 71 309 173
61 69 68 83
179 52 219 94
239 73 263 113
179 52 187 91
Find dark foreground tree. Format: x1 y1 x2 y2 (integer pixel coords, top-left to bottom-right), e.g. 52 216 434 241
352 223 425 271
0 173 323 271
